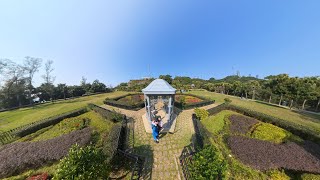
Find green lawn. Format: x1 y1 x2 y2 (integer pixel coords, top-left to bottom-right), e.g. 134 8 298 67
201 110 235 135
189 91 320 135
0 91 127 131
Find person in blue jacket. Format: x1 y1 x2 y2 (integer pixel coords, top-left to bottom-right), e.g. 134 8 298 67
151 119 159 143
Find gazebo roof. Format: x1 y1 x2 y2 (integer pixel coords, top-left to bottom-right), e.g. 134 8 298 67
142 79 176 95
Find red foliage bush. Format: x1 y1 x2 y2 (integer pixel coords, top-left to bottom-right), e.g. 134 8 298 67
26 173 48 180
228 136 320 174
229 114 259 134
0 128 92 179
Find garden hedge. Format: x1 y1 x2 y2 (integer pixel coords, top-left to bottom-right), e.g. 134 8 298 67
103 93 145 111
174 93 215 110
207 103 320 144
88 103 125 123
14 108 88 138
0 108 88 145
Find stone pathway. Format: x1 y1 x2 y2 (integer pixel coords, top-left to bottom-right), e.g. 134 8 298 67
101 104 216 180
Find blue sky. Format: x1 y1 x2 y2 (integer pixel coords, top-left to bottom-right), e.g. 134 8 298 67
0 1 319 86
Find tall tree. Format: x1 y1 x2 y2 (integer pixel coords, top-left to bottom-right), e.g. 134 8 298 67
42 60 55 101
159 75 173 84
90 79 106 93
23 56 42 105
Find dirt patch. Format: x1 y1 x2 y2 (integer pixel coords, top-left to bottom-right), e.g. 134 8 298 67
0 127 92 179
227 136 320 174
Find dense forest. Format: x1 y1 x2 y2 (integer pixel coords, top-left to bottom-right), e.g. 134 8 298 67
0 57 111 109
117 74 320 112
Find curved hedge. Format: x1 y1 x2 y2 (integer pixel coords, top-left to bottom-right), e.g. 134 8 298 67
174 93 215 110
207 103 320 144
88 103 125 123
103 93 145 111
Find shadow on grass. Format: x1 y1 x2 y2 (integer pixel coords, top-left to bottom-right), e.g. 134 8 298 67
294 110 320 122
254 100 289 110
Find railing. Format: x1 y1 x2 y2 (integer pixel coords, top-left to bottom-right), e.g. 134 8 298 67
179 145 196 180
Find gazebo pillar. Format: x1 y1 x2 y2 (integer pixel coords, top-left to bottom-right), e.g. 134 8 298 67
146 95 151 122
168 95 172 122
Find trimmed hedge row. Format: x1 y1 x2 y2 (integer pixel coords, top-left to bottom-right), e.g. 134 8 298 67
0 108 88 145
103 93 145 111
207 103 320 144
15 108 88 138
88 103 125 123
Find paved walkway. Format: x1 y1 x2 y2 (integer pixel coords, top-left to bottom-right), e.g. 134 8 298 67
101 104 216 180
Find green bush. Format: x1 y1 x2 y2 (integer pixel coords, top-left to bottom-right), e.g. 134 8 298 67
54 145 109 180
250 123 303 143
189 145 227 180
224 98 232 104
300 173 320 180
266 170 290 180
194 108 209 121
89 103 124 122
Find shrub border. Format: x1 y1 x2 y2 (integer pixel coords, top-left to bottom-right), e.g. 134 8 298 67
104 93 145 111
207 103 320 144
0 108 88 145
174 93 215 110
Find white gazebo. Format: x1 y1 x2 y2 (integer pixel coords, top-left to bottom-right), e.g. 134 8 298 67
142 79 177 133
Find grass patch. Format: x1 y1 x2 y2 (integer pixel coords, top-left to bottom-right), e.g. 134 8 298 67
250 123 303 144
201 110 234 135
0 91 127 131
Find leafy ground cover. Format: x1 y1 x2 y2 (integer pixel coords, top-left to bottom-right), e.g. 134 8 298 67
229 114 259 135
189 91 320 139
228 136 320 174
0 91 127 131
0 128 92 179
200 110 320 179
